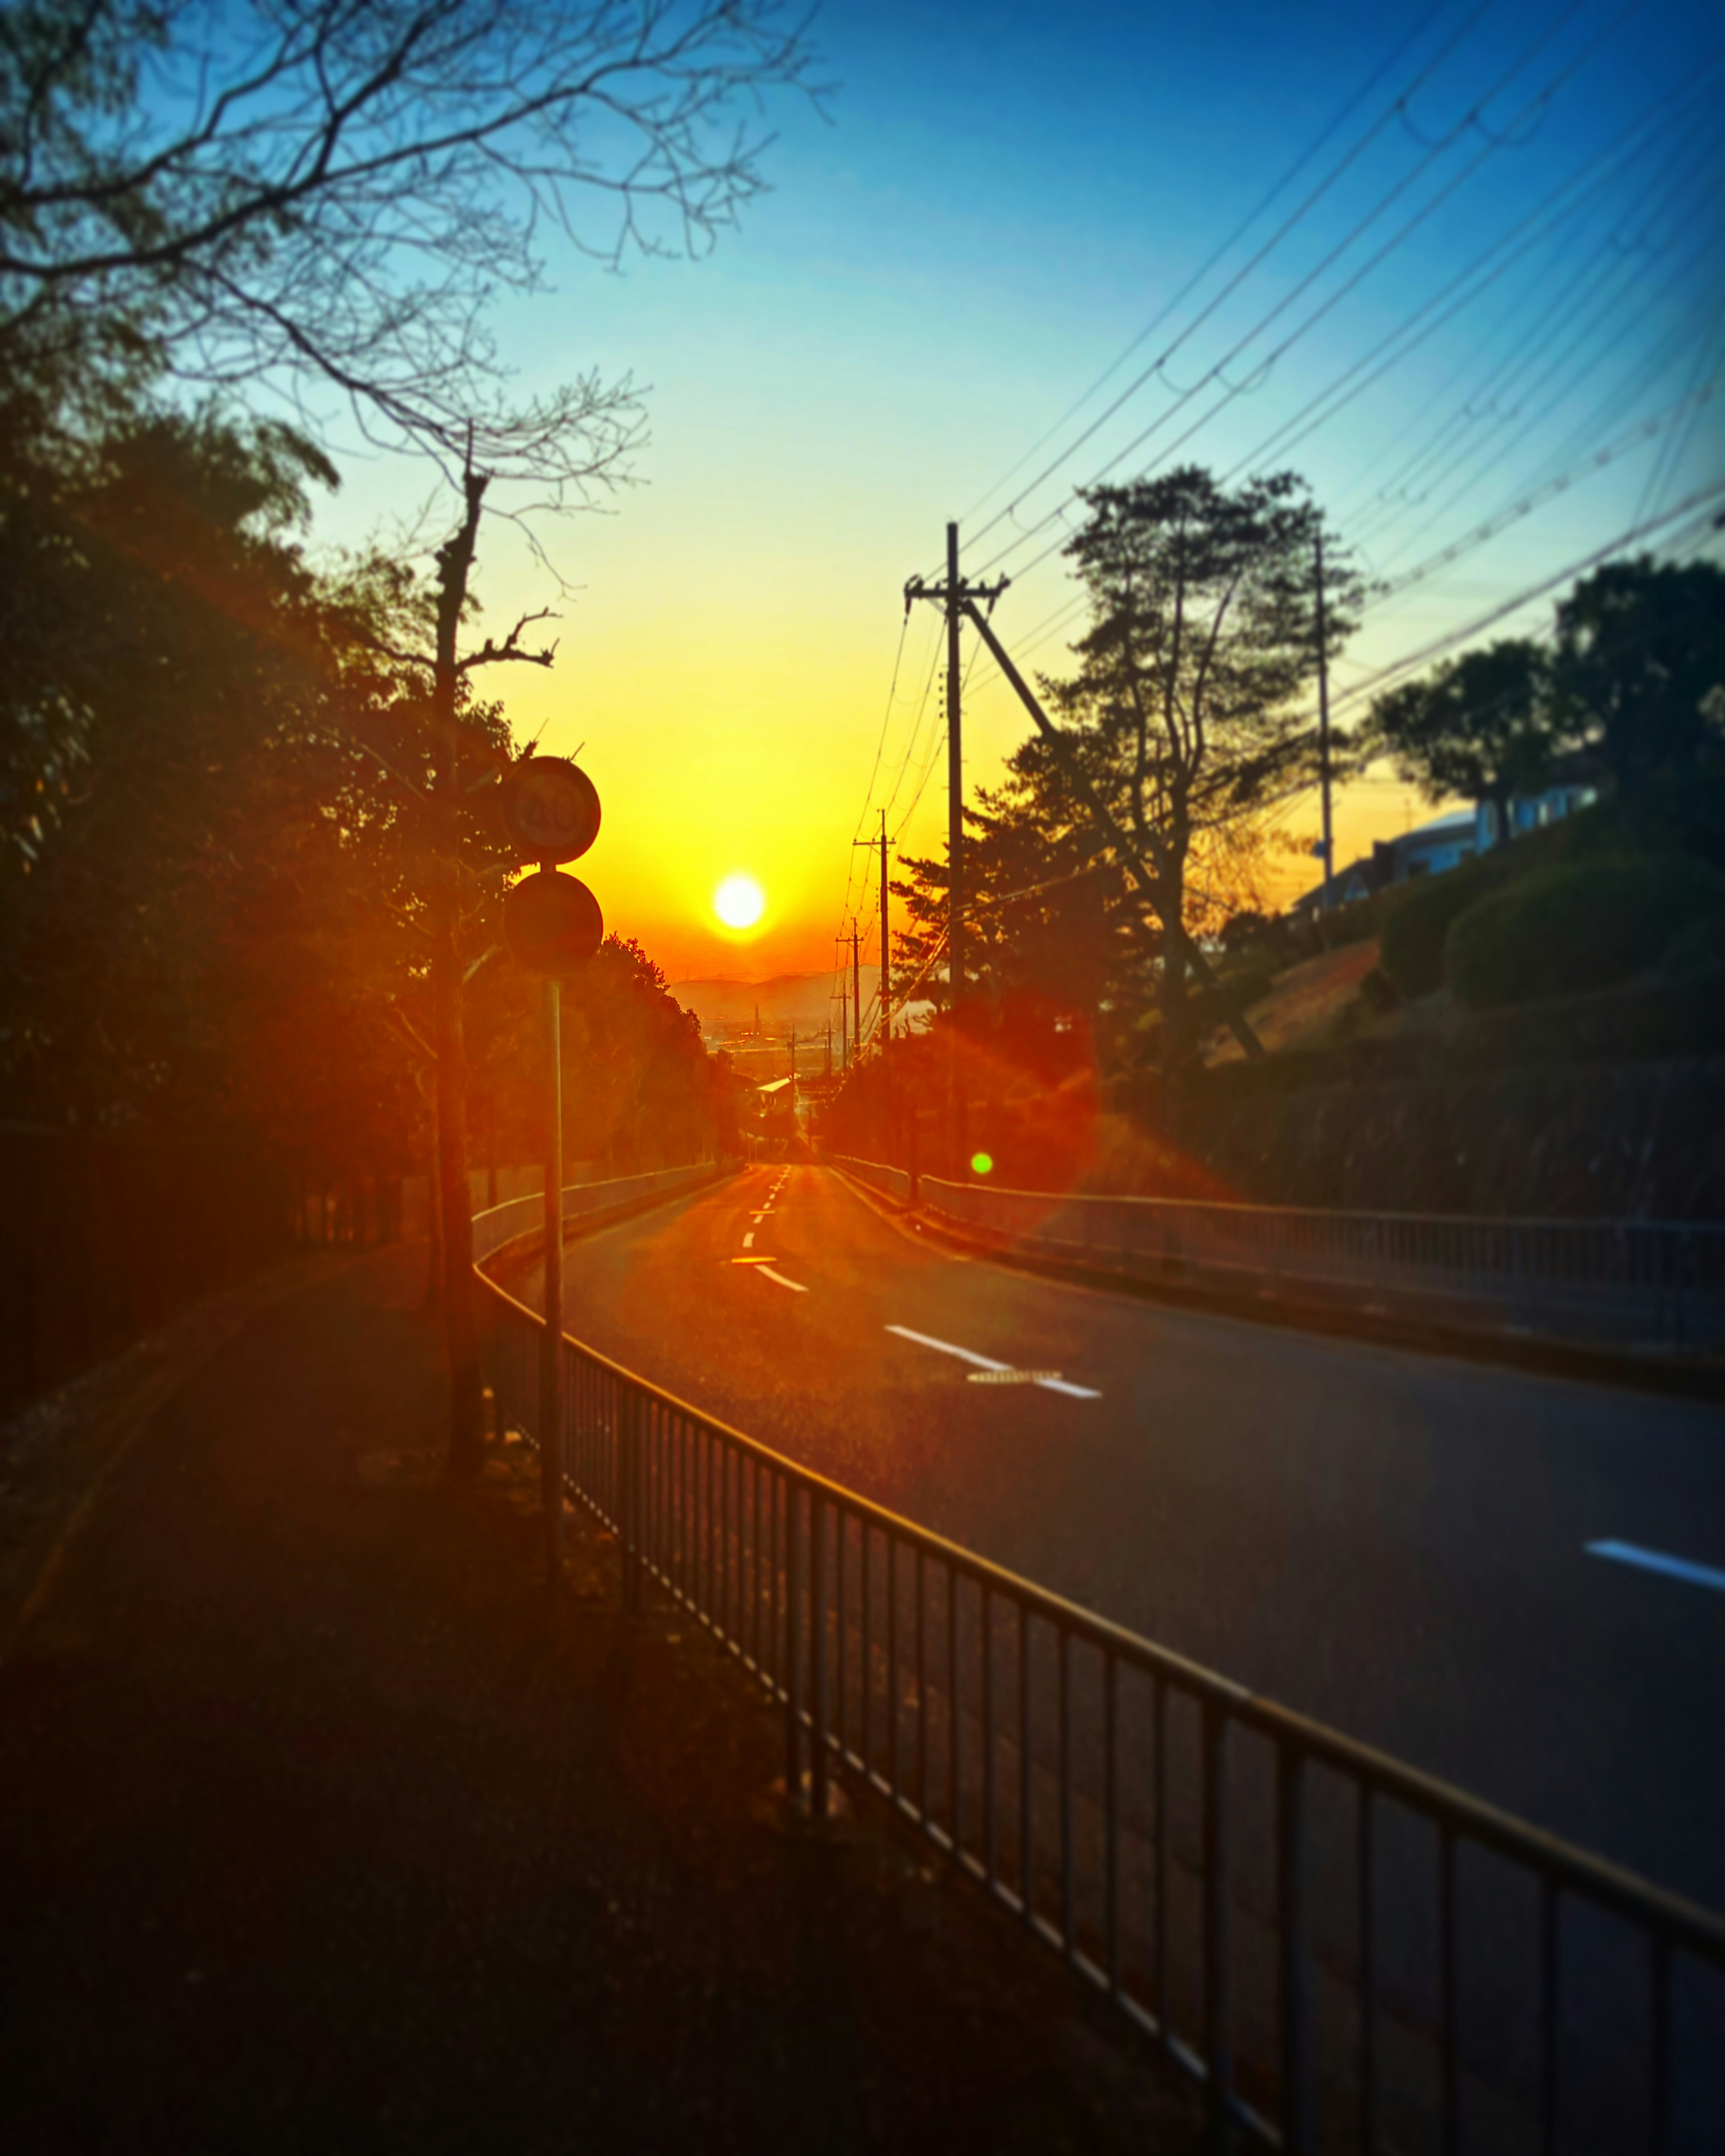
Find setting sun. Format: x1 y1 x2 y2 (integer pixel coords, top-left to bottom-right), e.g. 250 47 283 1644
712 873 766 931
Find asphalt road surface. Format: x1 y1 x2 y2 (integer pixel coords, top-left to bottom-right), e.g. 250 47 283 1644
512 1163 1725 1914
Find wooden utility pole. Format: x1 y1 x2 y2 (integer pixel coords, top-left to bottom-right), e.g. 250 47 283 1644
945 522 963 1058
852 923 862 1063
905 529 1008 1169
1316 530 1336 915
431 466 488 1481
879 812 890 1060
851 828 889 1056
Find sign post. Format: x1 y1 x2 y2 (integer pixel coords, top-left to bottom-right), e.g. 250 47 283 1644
540 968 563 1579
498 759 604 1585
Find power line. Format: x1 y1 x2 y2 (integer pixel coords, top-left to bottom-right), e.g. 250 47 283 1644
948 0 1461 539
1325 477 1725 720
964 0 1635 584
1364 195 1723 569
1228 71 1724 517
951 0 1509 573
953 129 1721 710
1369 377 1724 603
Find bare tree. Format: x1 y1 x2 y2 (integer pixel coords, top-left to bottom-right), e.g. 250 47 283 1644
0 0 819 462
359 406 637 1482
0 0 815 1476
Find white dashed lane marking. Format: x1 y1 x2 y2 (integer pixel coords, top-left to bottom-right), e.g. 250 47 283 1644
884 1325 1101 1399
1587 1541 1725 1593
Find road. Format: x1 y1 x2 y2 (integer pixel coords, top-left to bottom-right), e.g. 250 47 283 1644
512 1162 1725 1913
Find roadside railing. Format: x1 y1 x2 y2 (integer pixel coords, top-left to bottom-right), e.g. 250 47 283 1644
831 1154 915 1206
833 1159 1725 1355
471 1163 721 1265
474 1220 1725 2154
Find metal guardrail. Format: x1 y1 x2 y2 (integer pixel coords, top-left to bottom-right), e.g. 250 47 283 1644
473 1208 1725 2154
833 1159 1725 1354
831 1154 914 1206
471 1163 720 1265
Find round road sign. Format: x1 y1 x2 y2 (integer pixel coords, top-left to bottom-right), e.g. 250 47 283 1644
503 870 604 976
498 756 601 864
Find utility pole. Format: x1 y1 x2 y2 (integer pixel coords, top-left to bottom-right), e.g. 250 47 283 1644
825 1021 832 1078
852 923 862 1064
839 975 848 1069
1316 529 1335 915
851 829 891 1057
945 523 963 1043
905 526 1008 1170
879 811 890 1060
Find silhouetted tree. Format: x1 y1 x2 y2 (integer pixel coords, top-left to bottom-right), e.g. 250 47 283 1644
1552 557 1725 796
1368 639 1557 842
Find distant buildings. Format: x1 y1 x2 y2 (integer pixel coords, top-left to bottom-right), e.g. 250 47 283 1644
1288 765 1602 921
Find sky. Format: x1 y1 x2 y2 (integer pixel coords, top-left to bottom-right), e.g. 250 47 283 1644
308 0 1725 990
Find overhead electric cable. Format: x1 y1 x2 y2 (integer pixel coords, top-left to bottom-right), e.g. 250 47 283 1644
1370 378 1723 601
1223 71 1724 504
953 0 1511 572
1325 476 1725 720
950 0 1460 535
968 0 1652 588
1364 175 1725 566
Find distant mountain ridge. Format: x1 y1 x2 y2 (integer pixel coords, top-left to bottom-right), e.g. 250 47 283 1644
670 969 878 1031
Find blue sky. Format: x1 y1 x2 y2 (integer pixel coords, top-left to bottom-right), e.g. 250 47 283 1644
310 0 1725 977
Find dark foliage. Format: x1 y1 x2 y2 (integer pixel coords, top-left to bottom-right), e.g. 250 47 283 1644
1445 855 1725 1010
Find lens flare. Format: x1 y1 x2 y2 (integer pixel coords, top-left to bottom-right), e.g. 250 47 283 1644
713 874 766 930
970 1152 994 1175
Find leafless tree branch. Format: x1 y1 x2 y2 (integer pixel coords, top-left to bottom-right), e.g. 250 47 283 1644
0 1 824 461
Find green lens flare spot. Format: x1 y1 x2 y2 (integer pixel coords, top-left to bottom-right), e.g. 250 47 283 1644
970 1152 994 1176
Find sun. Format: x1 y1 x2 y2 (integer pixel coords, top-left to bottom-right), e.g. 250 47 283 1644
713 873 766 931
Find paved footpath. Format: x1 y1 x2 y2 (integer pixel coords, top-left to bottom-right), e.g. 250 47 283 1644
0 1246 1197 2156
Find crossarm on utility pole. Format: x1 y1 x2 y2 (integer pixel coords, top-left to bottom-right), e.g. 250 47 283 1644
962 601 1265 1062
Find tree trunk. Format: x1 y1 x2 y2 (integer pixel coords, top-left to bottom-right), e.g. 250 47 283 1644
433 466 489 1483
421 1118 444 1314
1158 869 1189 1135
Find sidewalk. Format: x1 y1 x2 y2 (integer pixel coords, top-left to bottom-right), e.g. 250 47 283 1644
0 1246 1200 2155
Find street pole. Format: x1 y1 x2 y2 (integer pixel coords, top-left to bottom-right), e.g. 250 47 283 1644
852 923 862 1065
904 530 1008 1173
879 812 890 1060
945 520 964 1172
539 968 564 1584
1316 530 1335 916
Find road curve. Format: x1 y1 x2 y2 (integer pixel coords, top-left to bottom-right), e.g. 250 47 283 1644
513 1163 1725 1910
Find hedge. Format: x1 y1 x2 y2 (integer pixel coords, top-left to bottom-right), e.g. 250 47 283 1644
1378 855 1499 999
1445 855 1725 1009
